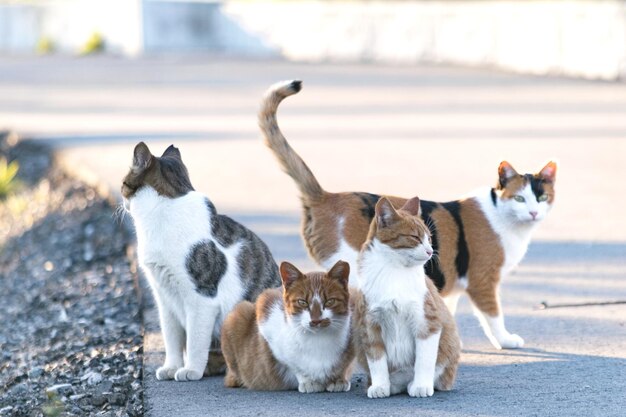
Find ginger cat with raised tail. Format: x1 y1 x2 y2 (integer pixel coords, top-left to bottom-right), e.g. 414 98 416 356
221 261 355 393
352 196 460 398
259 80 558 350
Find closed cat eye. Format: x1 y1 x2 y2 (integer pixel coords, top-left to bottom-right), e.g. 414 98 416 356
513 195 525 203
297 299 308 307
324 299 336 307
537 194 548 202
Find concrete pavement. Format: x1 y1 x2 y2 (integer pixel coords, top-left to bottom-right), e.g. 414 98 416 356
1 56 625 416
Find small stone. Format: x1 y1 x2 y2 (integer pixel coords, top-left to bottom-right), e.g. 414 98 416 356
95 380 114 394
81 371 103 385
84 224 95 237
44 261 54 271
0 406 13 415
106 392 126 406
46 383 73 396
28 366 44 378
91 394 107 407
69 394 87 401
11 383 28 395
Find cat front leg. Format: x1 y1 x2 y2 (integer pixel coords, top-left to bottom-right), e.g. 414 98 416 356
467 284 524 349
156 304 185 380
295 374 326 393
364 321 390 398
174 304 219 381
408 330 441 398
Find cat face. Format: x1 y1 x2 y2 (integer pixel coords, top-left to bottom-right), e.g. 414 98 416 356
370 196 433 267
121 142 194 207
279 261 350 332
495 161 557 224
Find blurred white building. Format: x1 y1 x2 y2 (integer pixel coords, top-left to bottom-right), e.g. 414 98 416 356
1 0 625 80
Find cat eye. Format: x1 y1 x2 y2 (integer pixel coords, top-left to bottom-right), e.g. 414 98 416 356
297 299 308 307
537 194 549 202
324 299 336 308
513 195 525 203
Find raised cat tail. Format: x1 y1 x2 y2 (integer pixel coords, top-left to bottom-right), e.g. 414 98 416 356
259 80 324 203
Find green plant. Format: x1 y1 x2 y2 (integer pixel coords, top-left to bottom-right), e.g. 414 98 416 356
0 157 19 199
36 36 55 54
80 32 105 55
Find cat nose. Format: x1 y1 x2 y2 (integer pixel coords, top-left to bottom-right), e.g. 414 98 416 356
529 211 538 220
425 249 433 257
310 319 322 327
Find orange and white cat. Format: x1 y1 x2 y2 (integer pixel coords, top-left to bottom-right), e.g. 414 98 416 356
259 80 558 350
352 197 460 398
221 261 355 392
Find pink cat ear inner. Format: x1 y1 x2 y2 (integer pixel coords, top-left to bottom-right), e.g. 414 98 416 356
375 197 399 227
498 161 518 187
328 260 350 287
133 142 153 171
400 197 421 216
539 161 557 183
279 261 302 288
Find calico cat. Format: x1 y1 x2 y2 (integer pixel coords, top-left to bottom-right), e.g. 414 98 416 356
259 80 558 349
352 196 460 398
221 260 355 393
122 142 281 381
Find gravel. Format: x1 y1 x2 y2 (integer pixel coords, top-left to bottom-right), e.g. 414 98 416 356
0 132 143 417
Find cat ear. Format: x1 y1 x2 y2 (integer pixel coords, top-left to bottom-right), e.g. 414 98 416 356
498 161 519 188
400 196 421 217
132 142 153 172
279 261 303 289
162 144 182 160
538 161 557 183
375 197 399 228
328 260 350 287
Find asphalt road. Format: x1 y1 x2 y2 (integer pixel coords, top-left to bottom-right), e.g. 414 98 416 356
1 56 625 416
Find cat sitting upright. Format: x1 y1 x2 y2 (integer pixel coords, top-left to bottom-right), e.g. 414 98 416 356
259 80 557 349
122 142 281 381
352 197 460 398
221 260 355 393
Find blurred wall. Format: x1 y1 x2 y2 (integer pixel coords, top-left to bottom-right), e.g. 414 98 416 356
1 0 625 80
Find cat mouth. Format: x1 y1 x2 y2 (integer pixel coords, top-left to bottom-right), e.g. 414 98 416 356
309 319 331 329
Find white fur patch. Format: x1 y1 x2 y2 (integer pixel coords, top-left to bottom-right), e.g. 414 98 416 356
130 187 246 379
258 299 351 388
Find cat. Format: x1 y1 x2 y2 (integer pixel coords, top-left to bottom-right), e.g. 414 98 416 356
221 260 355 393
122 142 281 381
259 80 558 349
352 196 460 398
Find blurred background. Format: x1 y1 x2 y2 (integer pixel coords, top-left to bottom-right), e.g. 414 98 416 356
1 1 625 416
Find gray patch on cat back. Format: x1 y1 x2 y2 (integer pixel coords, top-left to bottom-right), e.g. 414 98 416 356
186 240 228 297
206 199 281 301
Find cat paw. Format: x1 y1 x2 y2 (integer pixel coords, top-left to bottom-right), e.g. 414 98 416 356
156 366 178 380
407 381 434 398
174 368 203 381
298 381 325 393
367 384 390 399
498 333 524 349
326 380 351 392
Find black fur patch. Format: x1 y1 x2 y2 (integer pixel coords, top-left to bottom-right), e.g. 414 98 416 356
356 192 381 220
420 200 445 291
490 188 498 206
186 240 228 297
526 173 546 200
441 201 469 280
206 199 281 301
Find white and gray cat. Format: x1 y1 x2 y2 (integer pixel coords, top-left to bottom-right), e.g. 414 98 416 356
122 142 281 381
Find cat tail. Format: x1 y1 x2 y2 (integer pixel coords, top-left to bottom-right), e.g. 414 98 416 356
259 80 325 203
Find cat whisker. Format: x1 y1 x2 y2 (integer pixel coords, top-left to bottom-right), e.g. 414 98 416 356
112 203 127 225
